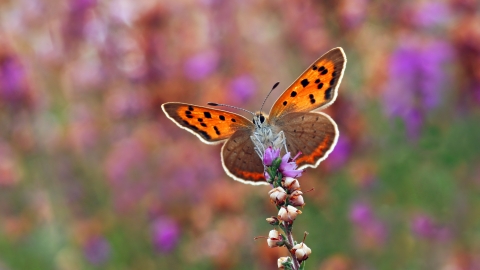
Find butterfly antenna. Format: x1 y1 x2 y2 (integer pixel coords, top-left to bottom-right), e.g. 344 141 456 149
259 81 280 112
207 102 255 116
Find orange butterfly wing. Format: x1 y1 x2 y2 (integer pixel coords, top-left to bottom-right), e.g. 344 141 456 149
269 47 346 120
162 103 254 144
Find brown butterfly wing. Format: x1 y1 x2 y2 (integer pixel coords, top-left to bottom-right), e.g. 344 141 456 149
269 47 346 120
162 102 254 144
221 129 267 185
273 112 339 169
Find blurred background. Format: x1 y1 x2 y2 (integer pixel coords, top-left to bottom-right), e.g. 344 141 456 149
0 0 480 269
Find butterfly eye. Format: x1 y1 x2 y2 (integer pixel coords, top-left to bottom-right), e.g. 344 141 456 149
252 114 266 125
260 114 265 123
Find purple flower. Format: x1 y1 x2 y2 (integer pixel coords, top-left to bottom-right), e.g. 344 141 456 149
414 2 451 29
264 171 271 181
473 83 480 103
63 0 97 45
279 152 303 178
349 202 388 247
152 216 180 253
230 75 256 103
183 50 219 81
84 236 110 265
339 0 368 29
263 147 280 166
349 202 373 226
69 0 96 13
383 38 454 139
365 219 388 245
411 214 450 241
0 55 31 109
325 136 350 170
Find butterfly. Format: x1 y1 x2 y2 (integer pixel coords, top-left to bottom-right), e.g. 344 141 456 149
162 47 346 185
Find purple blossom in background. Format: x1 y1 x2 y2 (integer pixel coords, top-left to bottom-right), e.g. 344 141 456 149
411 214 450 241
69 0 96 13
105 139 146 185
152 216 180 253
349 201 387 247
84 236 111 265
325 136 350 170
366 219 388 244
64 0 96 40
229 75 256 103
414 2 451 29
383 38 454 139
340 0 368 29
0 55 30 109
184 50 219 81
349 202 373 226
473 83 480 103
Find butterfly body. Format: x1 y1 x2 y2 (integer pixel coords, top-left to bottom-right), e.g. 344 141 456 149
162 48 346 185
250 112 285 155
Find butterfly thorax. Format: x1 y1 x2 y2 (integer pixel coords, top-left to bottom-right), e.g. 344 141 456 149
251 112 285 159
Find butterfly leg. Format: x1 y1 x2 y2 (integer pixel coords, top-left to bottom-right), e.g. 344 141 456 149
277 131 289 153
251 130 288 158
251 134 266 160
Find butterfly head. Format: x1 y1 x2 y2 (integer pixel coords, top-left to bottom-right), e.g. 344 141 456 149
253 112 268 128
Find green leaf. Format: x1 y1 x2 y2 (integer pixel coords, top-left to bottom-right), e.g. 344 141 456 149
300 260 306 270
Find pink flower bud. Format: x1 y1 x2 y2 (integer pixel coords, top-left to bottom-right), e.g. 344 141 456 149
291 242 311 262
289 190 305 207
283 177 300 192
267 229 283 247
278 205 302 222
277 256 290 269
266 216 280 225
269 187 287 205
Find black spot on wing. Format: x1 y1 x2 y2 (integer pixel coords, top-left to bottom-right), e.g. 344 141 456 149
321 69 328 75
290 91 297 97
198 118 203 122
188 106 194 111
200 123 207 127
283 101 287 106
301 79 310 87
317 83 323 89
213 126 220 135
219 115 225 121
231 118 236 122
204 112 212 118
200 130 211 140
182 120 199 131
325 87 333 100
